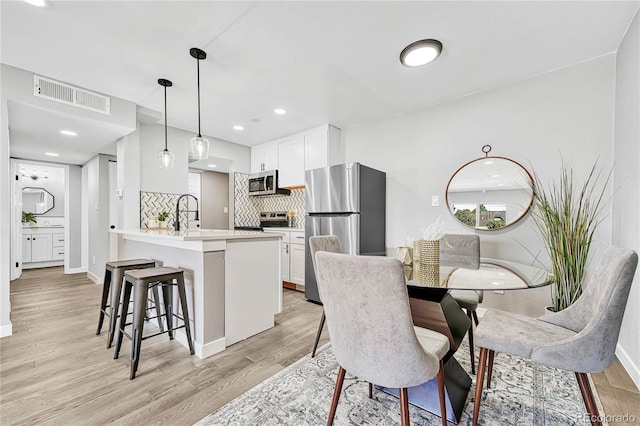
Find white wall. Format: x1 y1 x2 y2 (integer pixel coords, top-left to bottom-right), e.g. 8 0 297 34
84 154 114 281
139 123 251 195
201 171 230 229
344 55 616 315
345 55 616 263
66 164 83 271
0 75 11 337
612 10 640 387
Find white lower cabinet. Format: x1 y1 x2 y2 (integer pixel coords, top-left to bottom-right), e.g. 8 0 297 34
26 233 52 262
264 229 305 288
281 241 290 282
289 242 305 285
22 228 64 266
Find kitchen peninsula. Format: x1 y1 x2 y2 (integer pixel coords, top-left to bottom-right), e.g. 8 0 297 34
109 228 282 359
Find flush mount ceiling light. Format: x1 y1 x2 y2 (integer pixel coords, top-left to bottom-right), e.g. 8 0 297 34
60 130 77 136
208 164 217 168
190 47 209 160
400 39 443 67
233 125 244 131
274 108 287 115
45 152 59 157
21 0 47 7
157 78 175 170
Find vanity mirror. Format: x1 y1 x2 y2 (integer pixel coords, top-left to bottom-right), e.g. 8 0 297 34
22 187 54 215
446 145 533 231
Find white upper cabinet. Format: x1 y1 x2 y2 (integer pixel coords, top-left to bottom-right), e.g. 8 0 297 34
277 137 304 188
250 125 343 186
251 141 279 173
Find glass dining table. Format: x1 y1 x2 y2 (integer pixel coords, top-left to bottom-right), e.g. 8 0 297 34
384 257 553 423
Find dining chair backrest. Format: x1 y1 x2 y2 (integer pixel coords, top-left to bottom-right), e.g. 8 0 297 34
309 235 342 276
314 251 440 388
536 245 638 372
441 234 480 269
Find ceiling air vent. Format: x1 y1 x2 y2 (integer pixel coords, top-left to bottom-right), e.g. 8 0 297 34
33 75 111 115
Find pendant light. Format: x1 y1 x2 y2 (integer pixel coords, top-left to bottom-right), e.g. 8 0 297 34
157 78 174 169
190 47 209 160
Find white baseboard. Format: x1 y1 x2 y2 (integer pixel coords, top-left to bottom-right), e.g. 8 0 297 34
87 271 102 284
616 343 640 389
65 266 87 274
0 322 13 338
174 330 225 359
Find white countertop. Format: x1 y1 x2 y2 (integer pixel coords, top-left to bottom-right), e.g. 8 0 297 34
262 227 304 232
111 228 285 241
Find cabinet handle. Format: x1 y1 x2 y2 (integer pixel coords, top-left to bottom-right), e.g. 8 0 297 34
32 238 36 241
295 236 304 239
27 237 31 241
286 244 289 254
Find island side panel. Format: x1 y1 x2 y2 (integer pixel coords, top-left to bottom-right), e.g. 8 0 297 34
117 237 226 358
224 237 282 346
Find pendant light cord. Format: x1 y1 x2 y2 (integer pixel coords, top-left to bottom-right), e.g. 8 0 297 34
164 84 168 151
196 58 202 137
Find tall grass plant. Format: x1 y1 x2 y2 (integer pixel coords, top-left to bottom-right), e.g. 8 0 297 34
531 161 610 311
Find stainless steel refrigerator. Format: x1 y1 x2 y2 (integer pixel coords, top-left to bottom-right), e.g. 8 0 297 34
305 162 386 303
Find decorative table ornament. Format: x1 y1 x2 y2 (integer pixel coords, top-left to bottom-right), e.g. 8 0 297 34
416 216 448 286
147 219 158 229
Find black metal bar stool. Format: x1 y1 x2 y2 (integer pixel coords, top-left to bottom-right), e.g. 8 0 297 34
113 266 195 379
97 259 160 348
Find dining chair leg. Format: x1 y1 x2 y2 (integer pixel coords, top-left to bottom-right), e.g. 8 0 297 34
327 367 346 426
368 382 373 399
467 310 476 374
436 360 447 426
487 350 495 388
399 387 410 426
312 310 326 357
576 372 602 426
472 347 489 426
472 310 479 326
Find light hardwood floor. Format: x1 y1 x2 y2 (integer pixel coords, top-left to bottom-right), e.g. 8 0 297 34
1 267 638 425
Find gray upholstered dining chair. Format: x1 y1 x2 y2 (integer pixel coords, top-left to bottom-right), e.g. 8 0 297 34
472 245 638 426
315 251 450 426
441 234 482 373
308 235 343 358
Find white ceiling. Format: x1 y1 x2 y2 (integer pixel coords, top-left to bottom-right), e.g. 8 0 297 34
2 1 638 166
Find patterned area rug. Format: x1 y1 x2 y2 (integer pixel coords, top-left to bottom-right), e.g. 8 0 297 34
195 340 594 425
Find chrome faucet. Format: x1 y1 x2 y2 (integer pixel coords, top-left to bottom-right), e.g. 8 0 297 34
174 194 200 231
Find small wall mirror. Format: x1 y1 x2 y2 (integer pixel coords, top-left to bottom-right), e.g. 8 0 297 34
22 187 54 215
446 146 533 231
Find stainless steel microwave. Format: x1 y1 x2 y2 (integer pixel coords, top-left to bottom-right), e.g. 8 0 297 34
248 170 291 196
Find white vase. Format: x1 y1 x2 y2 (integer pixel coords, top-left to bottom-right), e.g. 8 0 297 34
147 219 158 228
159 220 168 228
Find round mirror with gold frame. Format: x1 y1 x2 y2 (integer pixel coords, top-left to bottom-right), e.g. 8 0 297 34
445 146 533 231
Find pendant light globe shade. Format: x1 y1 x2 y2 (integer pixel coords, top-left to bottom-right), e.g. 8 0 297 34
191 136 209 160
190 47 209 160
158 149 175 169
158 78 174 169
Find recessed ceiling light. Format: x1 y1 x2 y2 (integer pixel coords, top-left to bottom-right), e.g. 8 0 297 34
250 118 261 123
400 39 443 67
45 152 59 157
21 0 47 7
274 108 287 115
60 130 77 136
233 125 244 131
208 164 217 168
